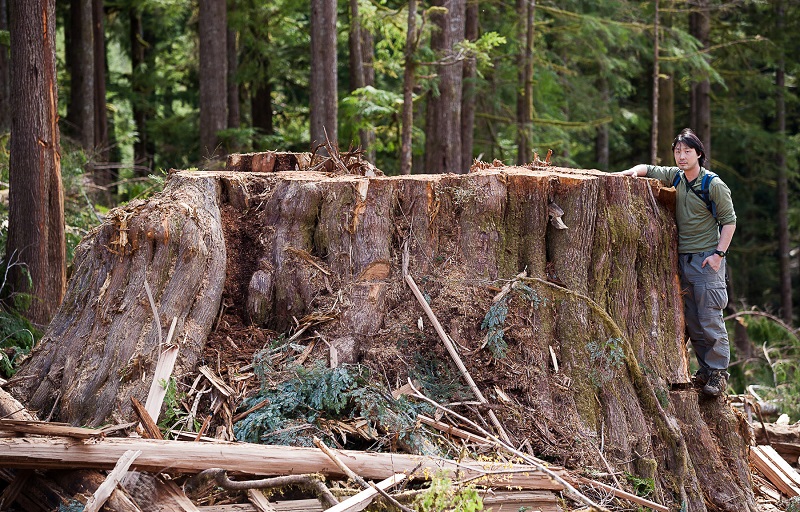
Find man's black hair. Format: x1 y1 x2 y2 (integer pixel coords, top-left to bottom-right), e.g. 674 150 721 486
672 128 706 168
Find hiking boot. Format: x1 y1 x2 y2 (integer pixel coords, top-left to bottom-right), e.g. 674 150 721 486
692 368 711 387
702 370 729 397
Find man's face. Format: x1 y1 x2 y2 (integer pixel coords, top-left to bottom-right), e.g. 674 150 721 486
673 142 700 171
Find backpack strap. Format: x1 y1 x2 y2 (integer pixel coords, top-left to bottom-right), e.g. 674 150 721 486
675 169 719 220
699 171 718 219
672 171 682 189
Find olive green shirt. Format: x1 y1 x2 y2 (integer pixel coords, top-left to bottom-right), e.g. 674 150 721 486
646 165 736 253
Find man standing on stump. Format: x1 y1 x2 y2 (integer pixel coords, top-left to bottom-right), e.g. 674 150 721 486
617 128 736 397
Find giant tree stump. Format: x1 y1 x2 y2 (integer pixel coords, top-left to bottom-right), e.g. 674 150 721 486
10 153 756 511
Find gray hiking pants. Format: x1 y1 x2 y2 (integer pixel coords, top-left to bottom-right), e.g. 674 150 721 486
679 250 730 371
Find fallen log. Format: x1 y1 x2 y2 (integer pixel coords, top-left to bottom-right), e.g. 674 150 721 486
0 436 567 490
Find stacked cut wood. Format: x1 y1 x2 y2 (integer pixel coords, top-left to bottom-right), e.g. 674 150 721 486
2 151 769 511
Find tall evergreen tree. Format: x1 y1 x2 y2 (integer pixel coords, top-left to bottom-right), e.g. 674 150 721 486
6 0 65 326
129 4 149 172
400 0 417 175
348 0 375 161
460 0 478 171
515 0 534 165
199 0 228 161
424 0 466 173
310 0 338 149
67 0 95 150
689 0 711 160
0 0 9 132
775 0 792 323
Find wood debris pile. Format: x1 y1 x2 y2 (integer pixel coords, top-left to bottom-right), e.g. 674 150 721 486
0 312 672 512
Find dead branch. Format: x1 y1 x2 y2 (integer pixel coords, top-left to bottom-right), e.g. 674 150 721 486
723 310 798 338
405 273 512 445
131 397 163 440
186 469 338 508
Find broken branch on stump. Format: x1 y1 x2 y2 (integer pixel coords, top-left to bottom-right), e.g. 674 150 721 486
131 397 164 440
492 271 527 303
199 365 236 397
313 436 412 512
185 469 338 508
404 273 511 444
232 398 270 423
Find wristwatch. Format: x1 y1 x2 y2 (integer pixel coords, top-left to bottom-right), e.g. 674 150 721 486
714 250 727 258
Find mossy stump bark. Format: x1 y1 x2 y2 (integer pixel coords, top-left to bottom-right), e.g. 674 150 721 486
10 153 755 511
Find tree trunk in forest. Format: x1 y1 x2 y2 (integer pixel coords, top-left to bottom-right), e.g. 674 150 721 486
252 79 273 137
6 0 65 327
775 0 792 324
348 0 376 161
656 8 673 166
310 0 338 151
460 0 478 172
361 27 376 163
0 0 9 132
199 0 228 161
689 0 711 161
227 26 240 130
400 0 416 175
67 0 95 150
9 152 759 511
130 7 149 174
657 73 674 165
424 0 465 173
92 0 112 204
93 0 107 155
595 80 610 171
650 0 660 164
515 0 534 165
